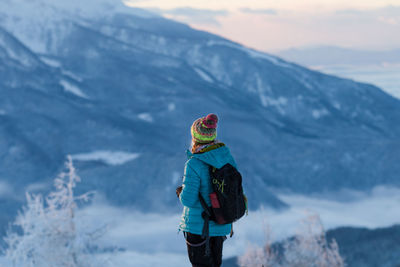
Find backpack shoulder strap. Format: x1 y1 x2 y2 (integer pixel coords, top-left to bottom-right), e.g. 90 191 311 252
198 192 211 256
198 193 211 216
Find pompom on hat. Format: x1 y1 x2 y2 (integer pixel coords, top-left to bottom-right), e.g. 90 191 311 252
191 113 218 144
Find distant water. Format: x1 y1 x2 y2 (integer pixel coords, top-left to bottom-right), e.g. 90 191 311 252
311 64 400 99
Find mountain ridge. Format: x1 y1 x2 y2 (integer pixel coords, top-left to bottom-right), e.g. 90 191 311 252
277 45 400 66
0 1 400 225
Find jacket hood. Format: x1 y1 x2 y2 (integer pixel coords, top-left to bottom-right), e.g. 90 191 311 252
186 145 236 169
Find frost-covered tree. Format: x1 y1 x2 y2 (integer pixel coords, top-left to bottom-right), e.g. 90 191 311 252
3 156 109 267
283 214 345 267
239 225 280 267
239 214 345 267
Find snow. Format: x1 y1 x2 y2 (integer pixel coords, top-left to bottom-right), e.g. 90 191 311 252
253 73 283 111
40 56 61 67
71 150 140 166
0 0 158 53
209 54 232 85
312 108 329 119
0 0 68 53
138 113 154 123
260 94 288 115
194 67 214 83
246 48 294 69
259 91 271 107
60 79 88 99
333 102 341 110
293 71 314 90
168 103 176 111
15 0 153 19
62 70 83 82
206 40 293 69
0 32 35 67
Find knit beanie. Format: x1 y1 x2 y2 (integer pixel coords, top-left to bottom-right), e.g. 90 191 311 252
191 113 218 144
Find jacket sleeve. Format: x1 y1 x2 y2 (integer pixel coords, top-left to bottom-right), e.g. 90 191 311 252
179 159 201 208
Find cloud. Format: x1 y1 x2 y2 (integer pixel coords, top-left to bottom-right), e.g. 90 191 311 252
239 7 278 15
150 7 229 26
378 16 399 25
73 185 400 264
336 5 400 14
123 2 400 50
236 5 400 51
335 5 400 25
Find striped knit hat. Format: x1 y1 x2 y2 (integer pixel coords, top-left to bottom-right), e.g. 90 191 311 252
191 113 218 144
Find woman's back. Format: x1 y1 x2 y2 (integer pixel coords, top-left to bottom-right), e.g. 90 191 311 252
179 142 236 236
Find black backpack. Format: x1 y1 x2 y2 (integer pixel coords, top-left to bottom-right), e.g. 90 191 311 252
198 163 247 255
200 163 246 224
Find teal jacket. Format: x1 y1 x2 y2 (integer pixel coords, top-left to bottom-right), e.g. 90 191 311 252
179 144 236 236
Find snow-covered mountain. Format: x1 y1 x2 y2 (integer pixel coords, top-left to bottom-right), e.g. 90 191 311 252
1 0 400 230
0 0 157 53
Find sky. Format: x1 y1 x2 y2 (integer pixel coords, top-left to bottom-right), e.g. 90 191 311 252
125 0 400 52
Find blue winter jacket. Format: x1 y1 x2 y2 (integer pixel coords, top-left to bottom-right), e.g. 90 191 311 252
179 144 236 236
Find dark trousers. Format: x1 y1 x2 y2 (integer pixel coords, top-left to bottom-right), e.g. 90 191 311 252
184 232 225 267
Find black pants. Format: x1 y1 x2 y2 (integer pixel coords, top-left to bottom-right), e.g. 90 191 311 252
184 232 225 267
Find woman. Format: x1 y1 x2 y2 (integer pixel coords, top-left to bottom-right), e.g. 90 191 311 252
177 113 237 267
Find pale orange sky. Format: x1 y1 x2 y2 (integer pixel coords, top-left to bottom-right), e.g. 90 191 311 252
125 0 400 52
126 0 400 10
